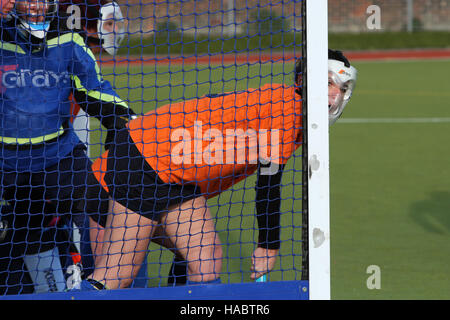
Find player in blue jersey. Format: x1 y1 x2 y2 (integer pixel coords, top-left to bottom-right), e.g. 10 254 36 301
0 0 135 294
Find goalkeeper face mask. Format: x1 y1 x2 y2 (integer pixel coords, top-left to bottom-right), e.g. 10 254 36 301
98 1 125 55
14 0 58 39
328 59 357 125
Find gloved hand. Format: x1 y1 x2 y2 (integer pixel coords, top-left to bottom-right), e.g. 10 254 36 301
104 116 129 151
0 220 8 242
102 106 138 151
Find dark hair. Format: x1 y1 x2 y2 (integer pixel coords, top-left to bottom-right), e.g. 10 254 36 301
328 49 350 67
294 49 351 87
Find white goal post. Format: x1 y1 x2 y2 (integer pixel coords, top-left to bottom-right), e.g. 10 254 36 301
304 0 331 300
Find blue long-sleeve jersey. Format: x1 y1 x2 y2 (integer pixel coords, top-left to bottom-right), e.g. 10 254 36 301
0 18 133 171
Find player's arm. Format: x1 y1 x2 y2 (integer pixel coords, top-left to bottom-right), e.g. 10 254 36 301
252 161 285 280
69 34 136 148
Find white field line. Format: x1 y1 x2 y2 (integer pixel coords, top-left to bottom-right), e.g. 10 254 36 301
339 117 450 124
351 57 450 63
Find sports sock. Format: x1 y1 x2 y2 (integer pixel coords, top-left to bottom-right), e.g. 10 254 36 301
167 256 188 286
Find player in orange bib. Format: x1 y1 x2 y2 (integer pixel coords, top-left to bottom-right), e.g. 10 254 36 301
81 50 357 290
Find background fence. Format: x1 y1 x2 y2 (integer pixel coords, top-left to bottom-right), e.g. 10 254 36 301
114 0 449 57
329 0 450 32
120 0 450 35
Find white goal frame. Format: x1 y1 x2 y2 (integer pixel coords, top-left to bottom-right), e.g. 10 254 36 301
304 0 331 300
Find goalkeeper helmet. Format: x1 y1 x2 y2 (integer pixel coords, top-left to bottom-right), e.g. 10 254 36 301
294 49 358 125
13 0 59 40
328 49 357 125
59 0 125 55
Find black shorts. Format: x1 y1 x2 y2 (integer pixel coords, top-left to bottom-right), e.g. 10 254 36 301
0 144 110 252
104 129 200 221
0 144 109 223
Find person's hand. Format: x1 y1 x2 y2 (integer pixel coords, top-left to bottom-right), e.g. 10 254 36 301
102 111 136 151
250 247 279 280
1 0 15 18
104 117 128 151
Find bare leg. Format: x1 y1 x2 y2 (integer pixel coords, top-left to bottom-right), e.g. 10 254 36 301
151 226 177 253
90 216 171 272
89 200 156 289
160 196 222 283
89 217 104 266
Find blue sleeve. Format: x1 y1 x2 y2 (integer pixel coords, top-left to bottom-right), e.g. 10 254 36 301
68 33 135 129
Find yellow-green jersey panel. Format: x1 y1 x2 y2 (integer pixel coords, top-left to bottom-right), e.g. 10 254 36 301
0 17 132 171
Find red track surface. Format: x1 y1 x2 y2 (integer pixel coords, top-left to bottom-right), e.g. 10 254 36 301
98 49 450 66
345 49 450 61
